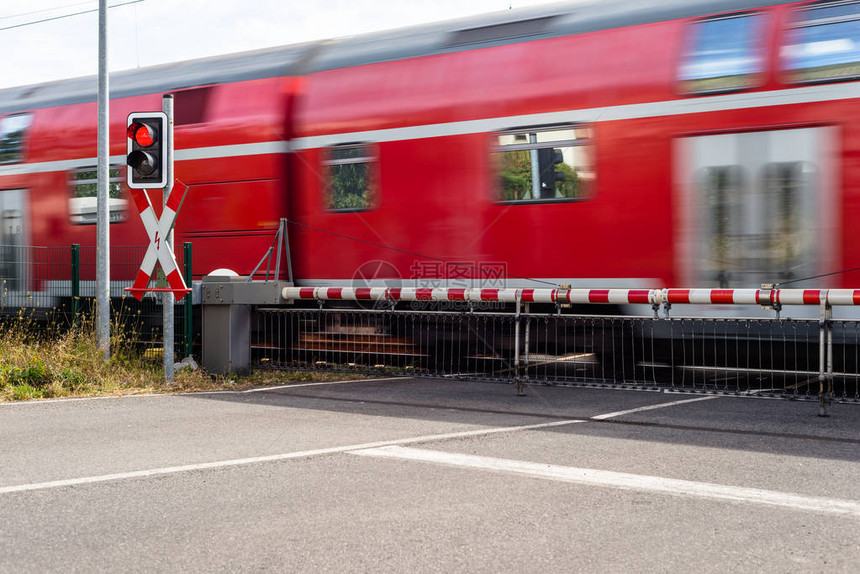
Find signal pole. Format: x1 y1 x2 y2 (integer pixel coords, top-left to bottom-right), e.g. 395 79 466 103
162 94 175 382
97 0 110 358
124 107 187 382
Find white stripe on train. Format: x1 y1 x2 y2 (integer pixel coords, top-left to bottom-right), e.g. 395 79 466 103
289 81 860 150
2 81 860 177
0 142 288 177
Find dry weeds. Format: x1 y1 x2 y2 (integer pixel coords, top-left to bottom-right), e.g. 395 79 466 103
0 311 361 402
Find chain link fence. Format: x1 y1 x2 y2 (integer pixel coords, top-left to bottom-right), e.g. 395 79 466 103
251 306 859 404
0 243 195 357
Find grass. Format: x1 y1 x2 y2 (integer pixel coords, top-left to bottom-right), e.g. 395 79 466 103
0 311 363 403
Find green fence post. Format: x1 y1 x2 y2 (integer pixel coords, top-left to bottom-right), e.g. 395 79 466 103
184 242 193 358
71 244 80 326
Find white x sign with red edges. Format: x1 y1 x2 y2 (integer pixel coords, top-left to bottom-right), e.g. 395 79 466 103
126 182 190 301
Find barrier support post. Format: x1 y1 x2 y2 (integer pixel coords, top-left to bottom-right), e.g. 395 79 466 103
513 295 526 396
819 300 833 417
523 302 531 390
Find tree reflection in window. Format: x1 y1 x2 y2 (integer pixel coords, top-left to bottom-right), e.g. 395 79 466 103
700 166 744 286
762 162 815 279
324 144 376 211
698 162 815 286
494 126 593 202
68 166 128 225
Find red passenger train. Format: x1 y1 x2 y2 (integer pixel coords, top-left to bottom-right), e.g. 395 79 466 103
1 0 859 309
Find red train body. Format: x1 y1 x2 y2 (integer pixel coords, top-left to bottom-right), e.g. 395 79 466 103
1 0 859 305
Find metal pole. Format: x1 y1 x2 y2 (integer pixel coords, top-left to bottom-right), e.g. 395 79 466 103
819 300 833 417
163 94 175 381
514 296 525 396
184 241 193 359
528 133 539 200
523 302 531 390
818 301 833 417
827 304 834 407
274 221 283 281
96 0 110 358
71 244 80 327
282 219 294 284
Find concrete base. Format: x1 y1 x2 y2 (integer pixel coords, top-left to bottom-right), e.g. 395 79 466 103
202 304 250 375
200 275 292 375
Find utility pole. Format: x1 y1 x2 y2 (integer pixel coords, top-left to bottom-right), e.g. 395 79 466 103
97 0 111 358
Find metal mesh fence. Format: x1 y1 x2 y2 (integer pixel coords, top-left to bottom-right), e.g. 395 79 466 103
1 244 70 312
252 307 859 403
0 244 195 357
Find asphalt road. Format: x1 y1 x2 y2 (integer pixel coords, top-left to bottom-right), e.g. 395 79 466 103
1 378 858 573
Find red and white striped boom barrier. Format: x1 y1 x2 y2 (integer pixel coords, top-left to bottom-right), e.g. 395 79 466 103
281 287 860 307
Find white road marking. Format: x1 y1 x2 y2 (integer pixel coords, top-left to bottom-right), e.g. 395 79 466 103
0 395 122 406
0 419 585 495
240 376 405 392
352 446 860 518
590 395 719 420
0 392 724 495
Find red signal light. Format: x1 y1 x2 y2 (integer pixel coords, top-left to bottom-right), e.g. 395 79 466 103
127 122 156 147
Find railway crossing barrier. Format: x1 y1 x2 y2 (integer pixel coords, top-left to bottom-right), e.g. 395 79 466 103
200 281 860 415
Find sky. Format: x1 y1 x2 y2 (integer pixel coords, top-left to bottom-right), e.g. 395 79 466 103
0 0 584 90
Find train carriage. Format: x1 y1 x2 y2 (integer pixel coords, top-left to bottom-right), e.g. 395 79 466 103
1 0 859 316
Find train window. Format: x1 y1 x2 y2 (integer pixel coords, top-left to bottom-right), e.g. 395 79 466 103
783 0 860 83
0 189 27 293
494 125 593 203
679 13 765 94
174 87 212 125
0 113 33 164
760 161 816 276
446 16 558 48
698 166 744 287
68 166 128 225
697 162 816 287
323 143 377 211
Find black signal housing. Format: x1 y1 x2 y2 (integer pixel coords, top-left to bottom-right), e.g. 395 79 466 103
126 112 168 189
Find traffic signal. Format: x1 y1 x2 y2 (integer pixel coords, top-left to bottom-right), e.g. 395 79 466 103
537 147 565 199
126 112 168 189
